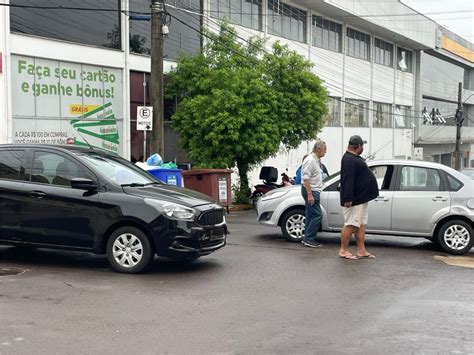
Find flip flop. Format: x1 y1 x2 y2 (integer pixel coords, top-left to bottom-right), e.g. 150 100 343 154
339 254 358 260
357 254 376 259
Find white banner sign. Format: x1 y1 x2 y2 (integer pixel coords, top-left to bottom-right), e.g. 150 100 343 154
11 55 123 154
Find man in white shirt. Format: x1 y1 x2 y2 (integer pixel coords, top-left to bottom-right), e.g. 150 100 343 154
301 140 327 248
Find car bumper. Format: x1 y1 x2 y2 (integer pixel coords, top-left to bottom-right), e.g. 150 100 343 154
256 197 287 227
152 220 227 259
168 224 227 256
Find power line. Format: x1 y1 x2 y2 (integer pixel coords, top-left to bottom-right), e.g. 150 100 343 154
6 1 467 124
170 9 450 125
171 2 429 108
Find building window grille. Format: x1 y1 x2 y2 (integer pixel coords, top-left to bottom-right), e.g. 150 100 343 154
374 102 393 128
312 16 342 53
395 105 412 128
210 0 262 31
346 28 370 61
397 47 413 73
344 99 369 127
374 38 393 67
268 0 307 43
324 97 341 126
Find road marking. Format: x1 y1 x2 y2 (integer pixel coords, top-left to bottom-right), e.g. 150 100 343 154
434 255 474 269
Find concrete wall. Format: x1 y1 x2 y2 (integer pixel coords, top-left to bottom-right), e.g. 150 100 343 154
422 53 464 102
327 0 437 48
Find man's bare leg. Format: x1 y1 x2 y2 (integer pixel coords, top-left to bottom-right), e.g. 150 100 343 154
355 225 374 257
339 225 356 257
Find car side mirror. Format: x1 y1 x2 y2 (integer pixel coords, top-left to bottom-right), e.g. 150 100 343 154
71 178 98 191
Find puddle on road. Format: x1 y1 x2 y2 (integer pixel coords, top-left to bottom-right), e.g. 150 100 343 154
0 267 26 277
434 255 474 269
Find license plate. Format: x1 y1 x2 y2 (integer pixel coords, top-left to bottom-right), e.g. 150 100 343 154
207 228 224 241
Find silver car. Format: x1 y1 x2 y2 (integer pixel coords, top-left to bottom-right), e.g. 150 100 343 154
256 160 474 255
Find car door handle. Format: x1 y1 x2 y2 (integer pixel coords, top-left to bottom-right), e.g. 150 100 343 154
374 196 389 202
29 191 46 199
432 196 447 201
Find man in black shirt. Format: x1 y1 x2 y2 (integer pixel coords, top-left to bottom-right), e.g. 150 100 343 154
339 135 379 260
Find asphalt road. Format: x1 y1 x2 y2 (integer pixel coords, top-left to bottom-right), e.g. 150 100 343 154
1 210 473 354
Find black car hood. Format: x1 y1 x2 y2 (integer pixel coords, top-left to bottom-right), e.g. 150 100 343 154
122 184 218 208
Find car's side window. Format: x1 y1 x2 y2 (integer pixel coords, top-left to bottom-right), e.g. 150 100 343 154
28 151 92 186
370 165 393 190
445 173 463 191
399 166 443 191
0 150 24 181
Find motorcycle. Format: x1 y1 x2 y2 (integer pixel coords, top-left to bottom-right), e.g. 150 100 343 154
251 166 293 204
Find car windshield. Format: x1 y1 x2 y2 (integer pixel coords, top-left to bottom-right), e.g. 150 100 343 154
460 169 474 179
324 171 340 183
74 151 161 186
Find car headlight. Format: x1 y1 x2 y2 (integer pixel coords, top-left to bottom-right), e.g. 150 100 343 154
261 189 289 202
145 199 196 220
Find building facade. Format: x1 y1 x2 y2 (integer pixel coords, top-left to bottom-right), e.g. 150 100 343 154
416 29 474 168
0 0 473 187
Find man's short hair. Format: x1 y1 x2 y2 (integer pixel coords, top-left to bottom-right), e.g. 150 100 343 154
313 140 326 151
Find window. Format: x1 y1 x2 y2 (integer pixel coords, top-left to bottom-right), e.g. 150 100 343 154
29 152 92 186
394 105 412 128
397 47 413 73
0 150 24 181
370 165 393 190
78 152 155 186
344 99 368 127
10 0 121 49
346 28 370 61
211 0 262 31
268 0 307 43
374 102 392 128
324 97 341 126
399 167 442 191
312 16 342 53
446 174 463 191
374 38 393 67
130 0 202 59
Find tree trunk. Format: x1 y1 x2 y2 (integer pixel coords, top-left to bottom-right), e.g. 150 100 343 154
236 160 251 204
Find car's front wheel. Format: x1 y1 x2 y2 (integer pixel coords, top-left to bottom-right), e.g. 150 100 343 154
436 219 474 255
106 226 154 273
281 209 305 242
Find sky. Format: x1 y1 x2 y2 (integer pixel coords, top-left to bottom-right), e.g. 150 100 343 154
403 0 474 42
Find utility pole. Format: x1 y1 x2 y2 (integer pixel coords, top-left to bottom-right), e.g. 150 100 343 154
150 0 165 157
454 82 464 170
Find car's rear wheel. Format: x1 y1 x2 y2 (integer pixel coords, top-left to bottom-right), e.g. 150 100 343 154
436 219 474 255
281 209 305 242
106 226 154 273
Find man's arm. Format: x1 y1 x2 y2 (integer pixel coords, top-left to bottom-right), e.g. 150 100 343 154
302 157 316 205
340 157 355 206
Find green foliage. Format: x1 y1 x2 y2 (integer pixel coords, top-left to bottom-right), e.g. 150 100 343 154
166 22 328 195
231 183 251 205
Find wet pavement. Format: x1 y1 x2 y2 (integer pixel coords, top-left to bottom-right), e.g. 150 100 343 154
1 210 473 354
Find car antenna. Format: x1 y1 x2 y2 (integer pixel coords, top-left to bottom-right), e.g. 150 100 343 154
365 141 392 161
76 130 95 150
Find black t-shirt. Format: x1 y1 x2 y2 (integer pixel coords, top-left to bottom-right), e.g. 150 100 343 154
340 151 379 206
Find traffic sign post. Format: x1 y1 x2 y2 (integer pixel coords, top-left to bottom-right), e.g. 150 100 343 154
137 106 153 131
137 106 153 162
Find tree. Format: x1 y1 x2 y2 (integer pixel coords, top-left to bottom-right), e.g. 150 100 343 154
166 23 328 202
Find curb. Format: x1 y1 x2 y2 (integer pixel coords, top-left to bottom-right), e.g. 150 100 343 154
228 204 255 212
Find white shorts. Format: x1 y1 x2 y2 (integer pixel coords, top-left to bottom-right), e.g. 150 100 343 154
343 203 368 228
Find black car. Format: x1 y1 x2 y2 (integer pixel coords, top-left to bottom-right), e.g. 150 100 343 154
0 144 227 273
